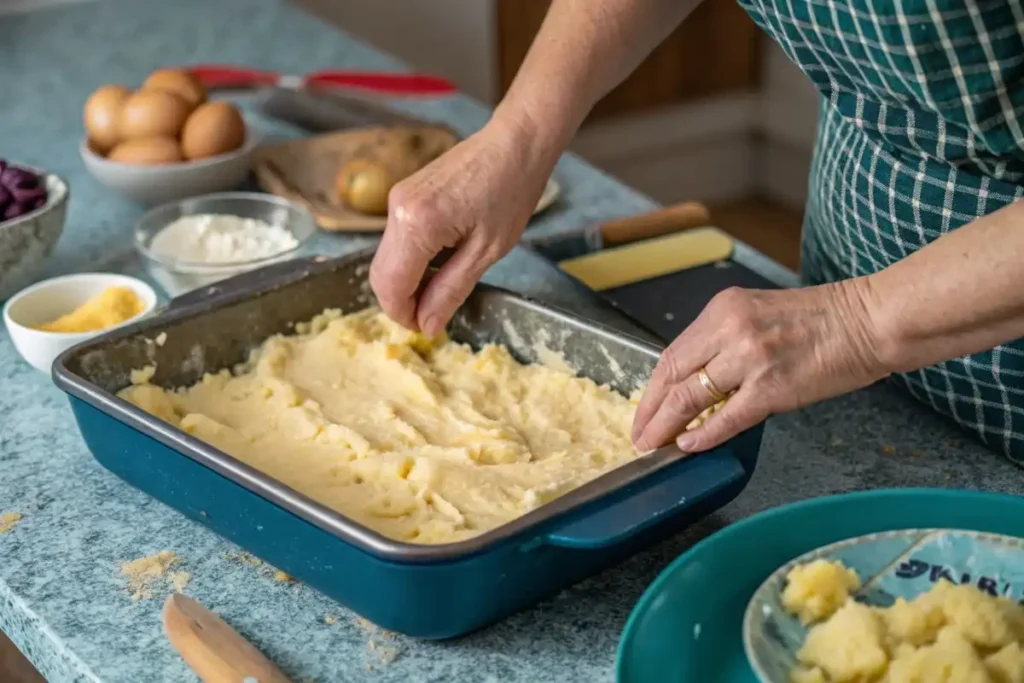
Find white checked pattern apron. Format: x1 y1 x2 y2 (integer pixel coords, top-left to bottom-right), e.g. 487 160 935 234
736 0 1024 461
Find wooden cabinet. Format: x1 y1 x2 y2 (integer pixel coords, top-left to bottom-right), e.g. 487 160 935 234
496 0 760 121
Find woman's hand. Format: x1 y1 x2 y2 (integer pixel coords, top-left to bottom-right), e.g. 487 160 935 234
370 117 555 337
631 279 888 453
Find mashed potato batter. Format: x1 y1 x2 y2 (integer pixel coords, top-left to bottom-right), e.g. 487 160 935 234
119 308 649 544
784 559 1024 683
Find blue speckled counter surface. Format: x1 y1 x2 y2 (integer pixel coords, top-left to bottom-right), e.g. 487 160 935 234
1 1 1023 682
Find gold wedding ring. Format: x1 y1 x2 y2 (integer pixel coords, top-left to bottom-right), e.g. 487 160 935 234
697 367 727 403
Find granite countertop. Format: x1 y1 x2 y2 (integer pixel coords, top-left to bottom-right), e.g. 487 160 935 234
2 1 1023 682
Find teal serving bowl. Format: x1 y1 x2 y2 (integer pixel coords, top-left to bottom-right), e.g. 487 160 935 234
616 488 1024 683
743 528 1024 682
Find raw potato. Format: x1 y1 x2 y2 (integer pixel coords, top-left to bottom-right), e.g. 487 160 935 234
108 137 183 165
336 158 393 215
142 68 207 109
783 560 1024 683
118 89 192 142
334 125 455 215
84 84 130 153
180 101 246 160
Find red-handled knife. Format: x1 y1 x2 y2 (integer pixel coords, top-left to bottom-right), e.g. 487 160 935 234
187 64 458 97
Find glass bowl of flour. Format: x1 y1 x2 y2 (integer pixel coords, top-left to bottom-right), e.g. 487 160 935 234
134 192 318 296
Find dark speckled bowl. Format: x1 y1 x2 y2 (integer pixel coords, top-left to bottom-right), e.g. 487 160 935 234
0 173 68 301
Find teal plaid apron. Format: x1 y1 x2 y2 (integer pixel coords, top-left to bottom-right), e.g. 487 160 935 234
736 0 1024 462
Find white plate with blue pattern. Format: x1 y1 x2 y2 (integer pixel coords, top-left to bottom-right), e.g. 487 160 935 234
742 528 1024 682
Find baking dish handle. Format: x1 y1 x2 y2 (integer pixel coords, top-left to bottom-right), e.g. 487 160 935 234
543 449 746 550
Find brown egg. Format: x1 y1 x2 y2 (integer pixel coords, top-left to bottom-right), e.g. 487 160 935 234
118 89 192 142
84 84 131 154
142 68 207 109
107 137 183 165
180 102 246 160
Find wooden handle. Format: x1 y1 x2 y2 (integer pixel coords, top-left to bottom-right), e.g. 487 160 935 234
599 202 711 246
163 594 293 683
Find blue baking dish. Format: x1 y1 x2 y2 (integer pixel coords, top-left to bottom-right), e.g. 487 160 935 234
52 249 765 638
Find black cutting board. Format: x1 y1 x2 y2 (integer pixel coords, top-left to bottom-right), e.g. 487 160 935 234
598 260 781 343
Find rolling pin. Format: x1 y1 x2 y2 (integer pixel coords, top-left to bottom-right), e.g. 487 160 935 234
524 201 712 263
163 594 292 683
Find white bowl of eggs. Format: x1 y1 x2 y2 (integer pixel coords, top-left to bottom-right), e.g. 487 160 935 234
80 68 260 206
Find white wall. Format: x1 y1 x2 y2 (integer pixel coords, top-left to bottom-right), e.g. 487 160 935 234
292 0 499 104
754 40 819 208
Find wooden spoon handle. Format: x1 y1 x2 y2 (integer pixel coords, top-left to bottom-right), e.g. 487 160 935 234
163 594 293 683
598 202 712 246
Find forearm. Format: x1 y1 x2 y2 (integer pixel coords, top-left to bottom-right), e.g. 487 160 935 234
862 200 1024 372
491 0 701 163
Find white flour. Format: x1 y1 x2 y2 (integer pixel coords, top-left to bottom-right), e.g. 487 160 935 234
150 214 298 264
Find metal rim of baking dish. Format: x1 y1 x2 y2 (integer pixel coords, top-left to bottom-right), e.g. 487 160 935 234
53 249 691 564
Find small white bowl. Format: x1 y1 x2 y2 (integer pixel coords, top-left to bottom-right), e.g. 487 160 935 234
3 273 157 373
134 192 317 296
79 125 262 206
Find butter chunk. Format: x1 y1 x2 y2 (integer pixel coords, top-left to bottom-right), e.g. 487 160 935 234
790 666 827 683
797 600 888 682
986 642 1024 683
887 627 992 683
882 589 948 647
783 559 862 624
941 584 1016 650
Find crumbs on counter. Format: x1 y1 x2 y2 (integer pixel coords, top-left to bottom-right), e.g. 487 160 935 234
880 445 897 455
224 551 263 567
0 512 23 534
120 550 183 600
352 615 403 668
169 570 191 592
324 614 339 625
225 551 296 585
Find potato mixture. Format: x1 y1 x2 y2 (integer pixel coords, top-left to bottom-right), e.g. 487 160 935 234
119 308 644 544
783 559 1024 683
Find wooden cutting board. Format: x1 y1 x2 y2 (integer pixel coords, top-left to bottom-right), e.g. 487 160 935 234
252 124 459 231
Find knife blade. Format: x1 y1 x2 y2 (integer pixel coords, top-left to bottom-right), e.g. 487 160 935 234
523 202 713 263
256 87 429 132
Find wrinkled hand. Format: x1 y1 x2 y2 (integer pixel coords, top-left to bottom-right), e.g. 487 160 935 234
631 281 888 453
370 119 553 336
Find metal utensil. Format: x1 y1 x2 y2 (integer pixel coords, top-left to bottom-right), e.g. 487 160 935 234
256 86 426 131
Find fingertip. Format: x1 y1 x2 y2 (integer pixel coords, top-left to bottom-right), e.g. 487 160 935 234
420 313 443 338
676 432 697 452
